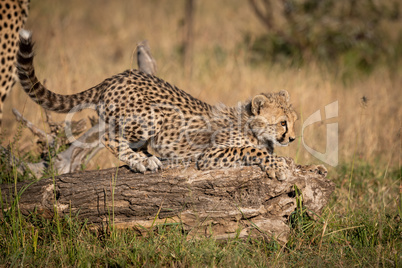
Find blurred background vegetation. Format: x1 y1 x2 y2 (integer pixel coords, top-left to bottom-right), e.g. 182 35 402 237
247 0 401 80
1 0 401 169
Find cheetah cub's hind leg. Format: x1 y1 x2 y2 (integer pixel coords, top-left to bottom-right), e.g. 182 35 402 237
102 132 162 173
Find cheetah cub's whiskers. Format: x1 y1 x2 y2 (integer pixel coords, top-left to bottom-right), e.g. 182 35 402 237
16 30 298 180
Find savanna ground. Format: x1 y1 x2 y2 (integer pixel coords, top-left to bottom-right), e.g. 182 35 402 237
0 0 401 266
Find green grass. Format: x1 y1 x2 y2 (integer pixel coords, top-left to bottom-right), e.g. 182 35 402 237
0 161 400 267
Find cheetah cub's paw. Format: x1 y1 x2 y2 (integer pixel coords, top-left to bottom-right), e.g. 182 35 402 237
146 156 163 171
306 164 327 176
128 156 163 173
261 157 290 181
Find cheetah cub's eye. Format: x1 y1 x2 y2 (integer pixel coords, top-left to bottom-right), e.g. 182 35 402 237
280 121 286 126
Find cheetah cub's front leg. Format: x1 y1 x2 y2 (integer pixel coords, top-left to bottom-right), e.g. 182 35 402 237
197 147 290 181
102 132 162 173
258 155 289 181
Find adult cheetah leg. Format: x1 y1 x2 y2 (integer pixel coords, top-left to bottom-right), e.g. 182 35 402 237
101 132 162 173
197 147 289 181
0 102 3 128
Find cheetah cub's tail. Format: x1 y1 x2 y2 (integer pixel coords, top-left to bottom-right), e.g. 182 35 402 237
16 29 103 113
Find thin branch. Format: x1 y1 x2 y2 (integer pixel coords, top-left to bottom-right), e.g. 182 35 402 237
12 108 55 145
248 0 274 30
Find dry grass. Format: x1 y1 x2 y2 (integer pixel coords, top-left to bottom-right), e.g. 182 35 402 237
1 0 401 170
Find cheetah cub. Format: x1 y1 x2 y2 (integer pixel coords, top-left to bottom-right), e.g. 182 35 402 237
17 30 298 180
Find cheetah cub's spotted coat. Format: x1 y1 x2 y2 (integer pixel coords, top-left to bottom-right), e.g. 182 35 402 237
0 0 30 127
17 30 298 180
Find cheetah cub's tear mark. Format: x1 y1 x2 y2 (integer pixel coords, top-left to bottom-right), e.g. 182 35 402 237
17 30 298 180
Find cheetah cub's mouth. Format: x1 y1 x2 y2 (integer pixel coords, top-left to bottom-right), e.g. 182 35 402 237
273 137 293 148
275 140 289 147
256 134 285 149
275 135 294 147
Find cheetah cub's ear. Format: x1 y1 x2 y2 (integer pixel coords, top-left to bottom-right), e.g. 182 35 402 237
251 94 270 115
278 90 290 102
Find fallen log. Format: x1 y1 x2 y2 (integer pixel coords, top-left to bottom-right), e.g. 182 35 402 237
0 157 334 243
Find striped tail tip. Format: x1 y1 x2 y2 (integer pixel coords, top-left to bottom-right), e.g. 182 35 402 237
19 29 32 42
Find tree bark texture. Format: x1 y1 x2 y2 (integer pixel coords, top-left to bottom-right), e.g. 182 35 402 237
0 157 334 243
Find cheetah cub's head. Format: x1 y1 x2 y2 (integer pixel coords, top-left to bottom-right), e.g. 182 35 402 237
249 90 298 147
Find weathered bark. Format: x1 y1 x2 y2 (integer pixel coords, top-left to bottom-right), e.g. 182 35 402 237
0 157 334 243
